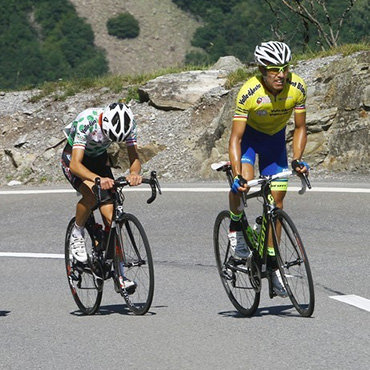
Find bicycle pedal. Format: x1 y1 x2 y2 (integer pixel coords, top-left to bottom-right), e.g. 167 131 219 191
68 271 79 281
125 285 136 295
114 281 136 295
222 269 233 280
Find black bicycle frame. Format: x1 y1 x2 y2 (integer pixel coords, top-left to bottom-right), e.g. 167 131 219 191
226 166 279 272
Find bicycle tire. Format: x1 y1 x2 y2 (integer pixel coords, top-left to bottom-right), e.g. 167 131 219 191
272 209 315 317
115 213 154 315
65 217 103 315
213 210 260 317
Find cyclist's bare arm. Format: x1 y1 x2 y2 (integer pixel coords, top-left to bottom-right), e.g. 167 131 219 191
70 148 114 190
125 145 142 186
292 111 308 174
229 118 251 192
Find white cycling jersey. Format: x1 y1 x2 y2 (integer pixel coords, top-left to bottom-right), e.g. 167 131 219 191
63 107 137 157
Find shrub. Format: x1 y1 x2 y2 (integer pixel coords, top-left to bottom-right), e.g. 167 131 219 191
107 13 139 39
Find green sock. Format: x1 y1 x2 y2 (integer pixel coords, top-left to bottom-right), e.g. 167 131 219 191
267 247 275 256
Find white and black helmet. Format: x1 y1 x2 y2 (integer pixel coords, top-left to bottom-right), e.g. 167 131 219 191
102 103 134 142
254 41 292 66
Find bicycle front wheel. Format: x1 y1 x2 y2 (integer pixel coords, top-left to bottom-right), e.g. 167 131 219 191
213 210 260 317
272 209 315 317
65 217 102 315
115 213 154 315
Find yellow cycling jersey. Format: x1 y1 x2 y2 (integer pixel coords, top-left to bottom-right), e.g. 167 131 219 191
234 72 307 135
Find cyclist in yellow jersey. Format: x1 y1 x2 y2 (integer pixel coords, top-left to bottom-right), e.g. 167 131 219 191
228 41 310 297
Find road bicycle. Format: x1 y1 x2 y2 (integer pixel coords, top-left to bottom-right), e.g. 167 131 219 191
212 162 315 317
65 171 161 315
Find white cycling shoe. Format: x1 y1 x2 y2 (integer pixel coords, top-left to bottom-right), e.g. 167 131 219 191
70 234 88 263
272 269 288 298
228 230 252 259
115 276 136 294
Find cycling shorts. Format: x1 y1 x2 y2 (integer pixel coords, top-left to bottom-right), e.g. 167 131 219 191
241 125 289 182
61 143 113 191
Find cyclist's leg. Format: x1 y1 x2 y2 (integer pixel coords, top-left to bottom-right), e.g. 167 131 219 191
62 145 90 260
258 125 289 222
76 181 96 226
229 125 258 218
228 161 254 217
76 150 115 227
258 128 289 296
228 132 257 258
62 147 104 313
61 144 95 228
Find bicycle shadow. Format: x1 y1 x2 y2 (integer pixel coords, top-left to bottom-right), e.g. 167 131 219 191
70 304 162 316
219 304 311 318
0 310 11 317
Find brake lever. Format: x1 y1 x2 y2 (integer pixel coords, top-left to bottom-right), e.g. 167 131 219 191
302 172 312 189
297 172 312 195
146 171 162 204
152 170 162 195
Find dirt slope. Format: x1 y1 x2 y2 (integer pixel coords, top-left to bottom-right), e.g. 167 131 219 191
69 0 201 75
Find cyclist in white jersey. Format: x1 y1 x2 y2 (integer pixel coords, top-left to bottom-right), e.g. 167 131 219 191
61 103 141 289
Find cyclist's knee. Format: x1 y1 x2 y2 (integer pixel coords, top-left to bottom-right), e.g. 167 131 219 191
78 183 95 206
100 203 113 225
271 190 286 209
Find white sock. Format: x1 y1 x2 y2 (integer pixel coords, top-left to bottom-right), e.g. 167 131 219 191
73 222 85 238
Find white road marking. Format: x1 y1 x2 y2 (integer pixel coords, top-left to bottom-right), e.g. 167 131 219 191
0 252 64 259
330 295 370 312
1 254 369 314
1 186 370 195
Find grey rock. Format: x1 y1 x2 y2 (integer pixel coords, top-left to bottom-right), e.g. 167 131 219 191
0 52 369 185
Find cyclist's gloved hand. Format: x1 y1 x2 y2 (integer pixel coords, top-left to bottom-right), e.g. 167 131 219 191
292 160 312 190
231 175 247 194
291 159 310 172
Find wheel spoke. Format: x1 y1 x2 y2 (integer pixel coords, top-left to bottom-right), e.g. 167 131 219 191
214 211 260 316
65 218 102 315
274 210 315 317
115 213 154 315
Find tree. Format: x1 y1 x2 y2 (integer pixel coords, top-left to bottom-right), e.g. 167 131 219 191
107 13 140 39
264 0 357 49
0 0 108 89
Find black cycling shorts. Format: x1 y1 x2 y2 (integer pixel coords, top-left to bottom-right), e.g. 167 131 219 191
61 143 114 191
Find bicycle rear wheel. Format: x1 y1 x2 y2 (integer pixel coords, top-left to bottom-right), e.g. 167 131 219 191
115 213 154 315
213 210 260 317
65 217 102 315
272 209 315 317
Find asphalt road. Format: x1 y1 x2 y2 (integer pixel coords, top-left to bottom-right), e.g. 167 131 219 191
1 179 370 370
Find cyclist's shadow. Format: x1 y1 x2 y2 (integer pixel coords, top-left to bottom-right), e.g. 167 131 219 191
219 304 309 318
70 304 158 316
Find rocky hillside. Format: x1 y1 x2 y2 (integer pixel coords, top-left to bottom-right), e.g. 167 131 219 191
0 51 369 186
68 0 201 75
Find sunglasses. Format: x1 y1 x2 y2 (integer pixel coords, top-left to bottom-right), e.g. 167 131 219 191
265 64 289 75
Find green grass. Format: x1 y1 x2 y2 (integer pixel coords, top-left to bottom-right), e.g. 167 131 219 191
293 42 370 62
225 68 256 89
28 65 208 103
25 42 370 101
